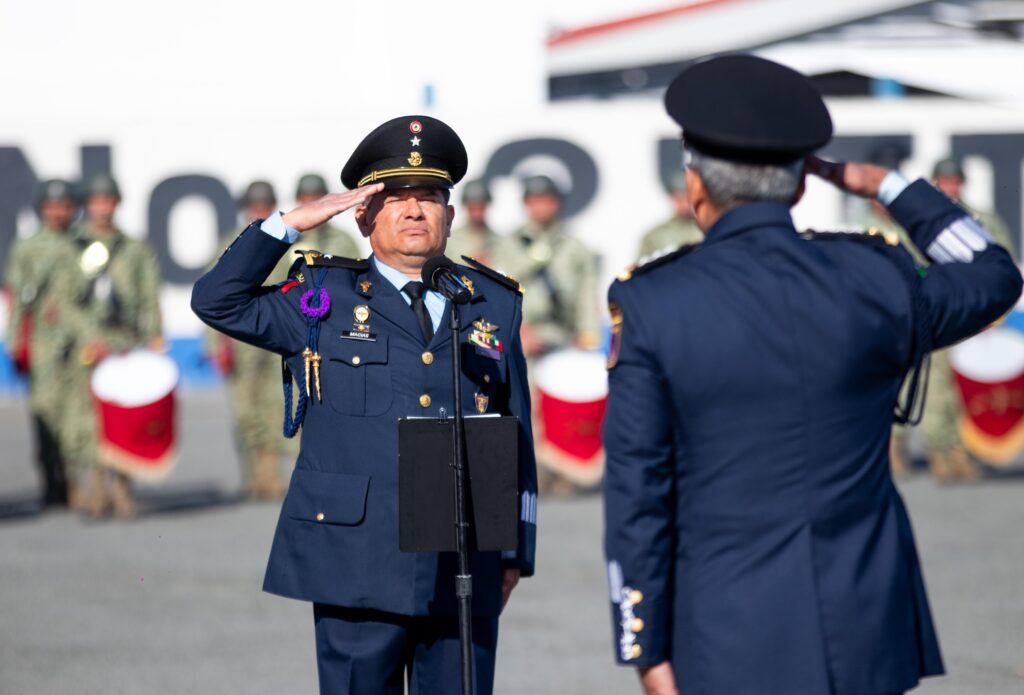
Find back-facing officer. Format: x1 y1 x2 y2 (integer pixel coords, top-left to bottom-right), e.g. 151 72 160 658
602 54 1022 695
193 115 536 695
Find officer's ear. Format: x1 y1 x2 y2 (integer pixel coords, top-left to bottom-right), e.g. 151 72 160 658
445 203 455 234
790 162 808 207
354 194 382 239
686 168 712 232
354 204 369 238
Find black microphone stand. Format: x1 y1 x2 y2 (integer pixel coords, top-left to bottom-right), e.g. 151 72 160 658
447 301 474 695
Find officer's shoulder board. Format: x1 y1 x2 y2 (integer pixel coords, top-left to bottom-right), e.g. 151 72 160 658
293 249 371 271
616 242 701 282
460 255 523 294
799 227 901 247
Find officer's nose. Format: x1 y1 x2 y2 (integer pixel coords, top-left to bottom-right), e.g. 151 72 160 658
401 197 426 220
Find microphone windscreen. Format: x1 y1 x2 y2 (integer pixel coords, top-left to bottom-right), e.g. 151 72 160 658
422 256 456 290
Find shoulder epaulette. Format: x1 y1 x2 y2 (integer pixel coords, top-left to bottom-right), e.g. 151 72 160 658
617 242 701 282
800 227 901 247
460 255 522 293
294 249 371 271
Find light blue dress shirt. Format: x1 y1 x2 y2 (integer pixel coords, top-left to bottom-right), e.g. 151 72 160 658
260 211 446 332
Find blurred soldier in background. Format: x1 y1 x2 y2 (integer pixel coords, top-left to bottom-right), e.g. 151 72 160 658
446 179 497 263
493 175 601 494
635 171 703 260
68 174 163 517
932 157 1013 252
208 181 287 499
493 175 601 357
4 180 81 508
890 158 1017 481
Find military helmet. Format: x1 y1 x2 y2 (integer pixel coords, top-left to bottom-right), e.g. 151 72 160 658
461 179 491 205
933 157 965 180
34 178 78 208
239 180 277 208
522 174 561 200
296 173 328 198
84 173 121 200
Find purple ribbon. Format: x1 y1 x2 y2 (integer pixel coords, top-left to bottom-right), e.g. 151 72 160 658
299 288 331 319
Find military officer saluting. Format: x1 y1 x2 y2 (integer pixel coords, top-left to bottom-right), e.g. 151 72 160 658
602 55 1021 695
192 116 537 695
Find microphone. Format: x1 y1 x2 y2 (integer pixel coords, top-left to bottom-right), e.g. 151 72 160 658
422 256 473 305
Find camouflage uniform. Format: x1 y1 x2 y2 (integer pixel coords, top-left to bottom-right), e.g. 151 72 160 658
212 222 360 497
64 223 163 515
446 222 497 264
492 220 601 353
4 226 81 504
448 179 497 263
636 215 703 260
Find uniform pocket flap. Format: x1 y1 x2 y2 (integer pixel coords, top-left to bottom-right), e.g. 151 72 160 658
285 469 370 525
328 335 389 367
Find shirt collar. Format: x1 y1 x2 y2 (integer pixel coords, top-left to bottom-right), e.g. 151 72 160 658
703 201 795 244
372 256 446 306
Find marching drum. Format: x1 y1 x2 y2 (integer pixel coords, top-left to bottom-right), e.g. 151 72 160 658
534 348 608 486
949 326 1024 467
91 349 179 480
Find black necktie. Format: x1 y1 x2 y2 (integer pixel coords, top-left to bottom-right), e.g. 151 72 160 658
402 281 434 343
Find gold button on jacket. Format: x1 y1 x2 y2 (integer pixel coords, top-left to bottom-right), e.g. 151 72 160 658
419 394 432 408
421 351 434 365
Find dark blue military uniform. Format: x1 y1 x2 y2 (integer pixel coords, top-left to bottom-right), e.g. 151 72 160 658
603 180 1021 694
192 222 537 694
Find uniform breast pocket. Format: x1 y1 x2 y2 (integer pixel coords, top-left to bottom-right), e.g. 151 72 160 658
460 342 507 413
325 336 392 416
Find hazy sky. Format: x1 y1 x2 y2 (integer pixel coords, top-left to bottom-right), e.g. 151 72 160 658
0 0 675 123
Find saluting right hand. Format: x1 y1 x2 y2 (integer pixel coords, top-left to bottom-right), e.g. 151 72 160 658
805 156 889 200
281 183 384 233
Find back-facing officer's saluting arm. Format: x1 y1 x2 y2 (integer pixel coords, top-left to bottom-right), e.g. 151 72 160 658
807 158 1023 348
191 184 383 355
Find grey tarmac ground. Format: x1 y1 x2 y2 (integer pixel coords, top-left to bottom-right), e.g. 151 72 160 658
1 391 1023 695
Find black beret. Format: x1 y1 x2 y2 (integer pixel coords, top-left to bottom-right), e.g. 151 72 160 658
665 54 832 164
341 115 467 191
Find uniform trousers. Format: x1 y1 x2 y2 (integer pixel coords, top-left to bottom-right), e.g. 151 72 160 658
313 603 498 695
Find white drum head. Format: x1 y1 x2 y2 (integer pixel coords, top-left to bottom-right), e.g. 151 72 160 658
535 349 608 402
91 349 180 406
949 328 1024 384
